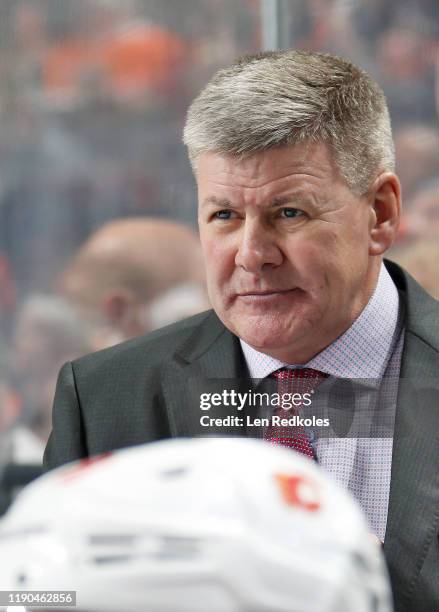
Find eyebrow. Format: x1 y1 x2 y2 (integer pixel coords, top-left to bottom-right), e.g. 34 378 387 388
271 195 308 207
201 194 314 209
201 196 234 208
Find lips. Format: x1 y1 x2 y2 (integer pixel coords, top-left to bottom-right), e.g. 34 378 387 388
236 289 294 297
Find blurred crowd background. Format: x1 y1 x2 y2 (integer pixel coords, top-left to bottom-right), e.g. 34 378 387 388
0 0 438 497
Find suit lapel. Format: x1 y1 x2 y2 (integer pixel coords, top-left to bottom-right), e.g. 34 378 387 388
160 312 251 438
384 263 439 611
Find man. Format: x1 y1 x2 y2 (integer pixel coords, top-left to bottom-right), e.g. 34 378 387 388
45 51 439 611
59 217 208 349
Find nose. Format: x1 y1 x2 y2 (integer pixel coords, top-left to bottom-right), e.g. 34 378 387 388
235 219 283 274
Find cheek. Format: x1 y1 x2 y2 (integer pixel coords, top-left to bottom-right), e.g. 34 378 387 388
201 236 233 286
309 224 365 263
286 236 335 277
203 237 225 260
289 231 354 291
313 226 370 290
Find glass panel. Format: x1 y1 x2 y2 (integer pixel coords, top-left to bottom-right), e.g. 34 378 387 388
276 0 439 296
0 0 261 488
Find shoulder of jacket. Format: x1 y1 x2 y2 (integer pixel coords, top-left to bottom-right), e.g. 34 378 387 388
70 310 215 375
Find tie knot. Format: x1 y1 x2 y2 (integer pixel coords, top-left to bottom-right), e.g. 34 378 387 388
272 368 328 393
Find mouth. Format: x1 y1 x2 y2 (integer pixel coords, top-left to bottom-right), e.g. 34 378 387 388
237 289 294 297
234 289 298 305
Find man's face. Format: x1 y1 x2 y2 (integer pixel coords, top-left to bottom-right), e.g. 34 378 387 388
197 143 380 363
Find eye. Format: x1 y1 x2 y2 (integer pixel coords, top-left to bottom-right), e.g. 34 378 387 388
280 208 305 218
214 210 233 220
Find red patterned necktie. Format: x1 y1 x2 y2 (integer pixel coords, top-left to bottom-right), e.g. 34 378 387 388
264 368 328 459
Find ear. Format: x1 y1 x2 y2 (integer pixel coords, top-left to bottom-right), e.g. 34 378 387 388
102 291 145 337
368 173 401 256
102 291 133 325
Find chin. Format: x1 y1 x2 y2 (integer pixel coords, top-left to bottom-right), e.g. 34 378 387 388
234 318 296 351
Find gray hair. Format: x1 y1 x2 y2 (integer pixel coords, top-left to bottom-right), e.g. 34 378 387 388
183 50 395 194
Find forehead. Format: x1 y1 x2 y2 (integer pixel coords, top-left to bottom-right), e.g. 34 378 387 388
196 143 341 195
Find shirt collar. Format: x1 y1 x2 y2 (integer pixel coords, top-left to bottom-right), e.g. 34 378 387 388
240 263 400 380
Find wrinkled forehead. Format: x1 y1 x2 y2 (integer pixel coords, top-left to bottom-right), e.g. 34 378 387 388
196 142 344 208
195 141 337 181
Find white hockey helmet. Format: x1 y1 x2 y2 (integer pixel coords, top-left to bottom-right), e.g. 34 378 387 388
0 438 393 612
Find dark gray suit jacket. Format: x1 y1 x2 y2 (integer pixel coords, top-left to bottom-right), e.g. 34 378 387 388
44 260 439 612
